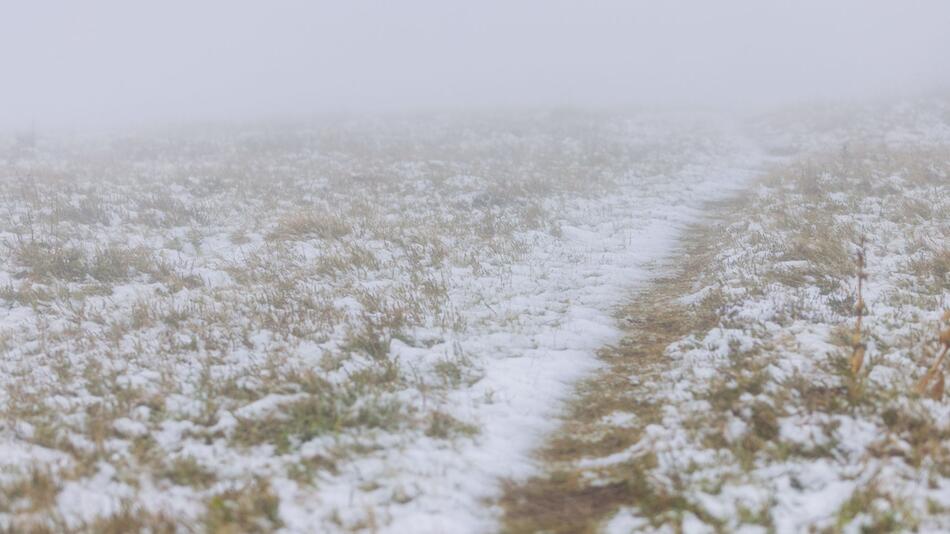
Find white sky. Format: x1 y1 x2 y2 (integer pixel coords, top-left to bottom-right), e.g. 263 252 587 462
1 0 949 129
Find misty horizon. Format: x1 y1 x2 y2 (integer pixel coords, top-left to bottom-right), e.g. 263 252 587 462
2 0 950 132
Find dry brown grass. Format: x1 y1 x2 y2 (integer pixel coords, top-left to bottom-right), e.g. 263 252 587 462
204 478 283 533
915 310 950 399
269 210 352 241
0 467 60 515
850 237 868 377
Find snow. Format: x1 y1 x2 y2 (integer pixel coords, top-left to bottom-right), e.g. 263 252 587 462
287 136 770 531
10 99 946 530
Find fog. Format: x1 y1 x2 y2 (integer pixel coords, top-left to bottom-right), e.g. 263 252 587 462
2 0 949 130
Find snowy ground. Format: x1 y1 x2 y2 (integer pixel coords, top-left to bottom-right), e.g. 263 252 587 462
502 98 950 533
2 98 947 532
0 112 768 532
602 145 950 532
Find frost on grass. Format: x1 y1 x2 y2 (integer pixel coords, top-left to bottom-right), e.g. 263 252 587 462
0 113 761 531
504 103 950 533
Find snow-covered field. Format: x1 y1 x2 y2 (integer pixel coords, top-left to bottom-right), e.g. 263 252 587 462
603 147 950 532
0 112 768 531
502 99 950 533
1 98 948 532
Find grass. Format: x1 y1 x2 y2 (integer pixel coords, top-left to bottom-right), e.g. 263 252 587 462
204 479 283 533
269 210 351 241
1 102 948 530
0 467 60 514
232 391 404 453
424 410 479 439
7 111 702 529
915 310 950 399
159 456 217 488
850 237 868 377
502 143 950 532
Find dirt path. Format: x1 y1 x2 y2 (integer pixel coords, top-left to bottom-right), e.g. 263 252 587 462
499 198 738 533
499 144 950 532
